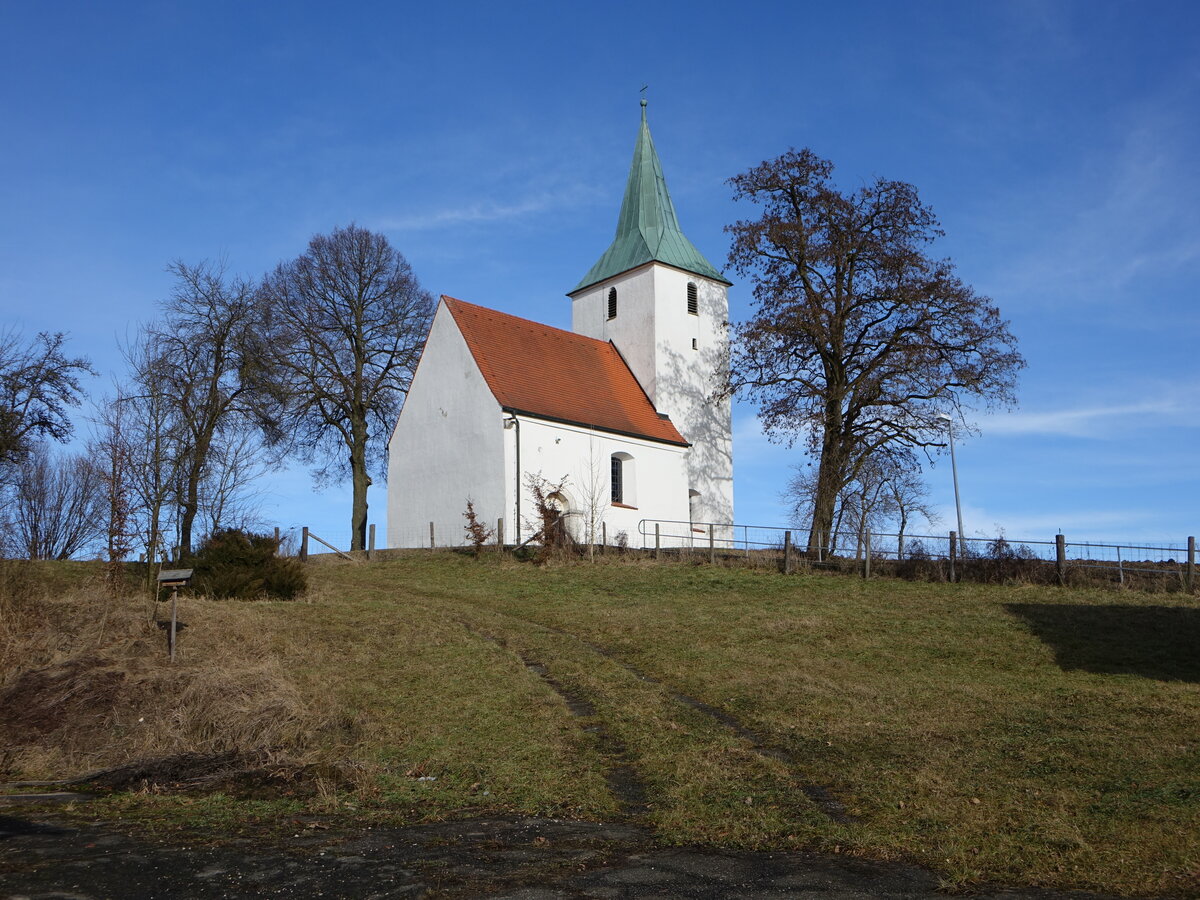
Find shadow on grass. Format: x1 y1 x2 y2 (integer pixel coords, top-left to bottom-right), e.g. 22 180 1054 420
1006 603 1200 682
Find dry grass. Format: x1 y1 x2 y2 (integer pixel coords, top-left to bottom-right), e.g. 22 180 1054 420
0 560 334 781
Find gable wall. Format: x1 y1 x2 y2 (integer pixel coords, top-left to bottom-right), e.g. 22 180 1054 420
387 305 505 548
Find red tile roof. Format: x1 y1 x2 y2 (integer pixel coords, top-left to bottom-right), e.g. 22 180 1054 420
442 296 687 446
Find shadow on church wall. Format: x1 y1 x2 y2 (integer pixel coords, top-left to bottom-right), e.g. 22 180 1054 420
1005 603 1200 683
656 289 734 530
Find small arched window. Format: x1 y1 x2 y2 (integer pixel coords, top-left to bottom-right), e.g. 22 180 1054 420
687 282 698 316
607 287 618 320
611 452 635 506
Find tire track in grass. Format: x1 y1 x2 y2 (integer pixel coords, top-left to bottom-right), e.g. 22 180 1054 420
468 610 855 825
460 623 651 820
557 630 855 825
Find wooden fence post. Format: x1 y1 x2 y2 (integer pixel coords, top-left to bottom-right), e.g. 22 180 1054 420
300 527 309 562
1187 536 1195 594
601 521 607 555
169 585 178 663
948 531 956 583
429 521 435 551
709 527 716 565
655 523 661 559
368 523 376 559
863 531 871 580
783 530 792 574
497 518 505 552
1055 533 1066 586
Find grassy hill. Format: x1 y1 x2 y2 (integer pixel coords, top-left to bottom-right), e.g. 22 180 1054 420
2 553 1197 895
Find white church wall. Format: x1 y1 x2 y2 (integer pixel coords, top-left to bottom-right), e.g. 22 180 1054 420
387 305 505 548
571 263 661 403
571 264 735 531
649 267 735 531
509 415 692 549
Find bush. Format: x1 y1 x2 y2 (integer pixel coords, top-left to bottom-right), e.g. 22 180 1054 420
462 499 495 558
188 529 306 601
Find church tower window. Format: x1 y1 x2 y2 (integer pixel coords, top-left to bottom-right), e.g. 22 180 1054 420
687 282 698 315
607 287 617 320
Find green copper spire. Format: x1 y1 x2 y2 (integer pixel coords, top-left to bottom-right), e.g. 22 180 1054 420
571 102 729 294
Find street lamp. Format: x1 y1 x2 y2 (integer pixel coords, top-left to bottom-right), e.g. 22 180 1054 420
937 412 965 540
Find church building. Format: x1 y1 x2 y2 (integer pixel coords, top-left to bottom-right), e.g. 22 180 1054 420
386 103 734 548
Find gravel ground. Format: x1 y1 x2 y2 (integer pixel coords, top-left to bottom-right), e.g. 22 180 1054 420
0 809 1122 899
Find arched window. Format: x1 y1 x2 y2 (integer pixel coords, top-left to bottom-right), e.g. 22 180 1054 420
611 452 635 506
607 287 617 320
687 281 698 316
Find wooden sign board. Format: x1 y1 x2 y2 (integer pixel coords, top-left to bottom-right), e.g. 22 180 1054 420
157 568 193 587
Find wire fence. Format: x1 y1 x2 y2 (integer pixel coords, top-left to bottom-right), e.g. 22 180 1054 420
292 513 1196 594
636 519 1198 593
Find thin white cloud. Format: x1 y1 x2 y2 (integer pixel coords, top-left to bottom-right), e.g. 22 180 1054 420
978 398 1185 438
940 503 1179 546
375 195 564 231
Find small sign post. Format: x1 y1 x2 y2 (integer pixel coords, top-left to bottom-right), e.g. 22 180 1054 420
157 569 193 663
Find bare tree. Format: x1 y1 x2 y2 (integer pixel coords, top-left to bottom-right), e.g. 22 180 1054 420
787 450 937 558
257 225 434 551
115 338 182 569
91 390 136 596
7 443 104 560
575 433 608 561
144 261 261 555
195 435 268 542
0 330 94 473
727 149 1023 555
885 465 938 558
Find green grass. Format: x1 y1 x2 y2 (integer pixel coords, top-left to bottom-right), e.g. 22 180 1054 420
11 553 1200 895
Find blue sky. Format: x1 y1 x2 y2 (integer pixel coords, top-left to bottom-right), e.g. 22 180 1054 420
2 1 1198 549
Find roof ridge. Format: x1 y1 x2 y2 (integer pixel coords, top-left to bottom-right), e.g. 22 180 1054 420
442 295 615 351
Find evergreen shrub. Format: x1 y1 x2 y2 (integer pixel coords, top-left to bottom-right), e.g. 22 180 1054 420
189 529 306 600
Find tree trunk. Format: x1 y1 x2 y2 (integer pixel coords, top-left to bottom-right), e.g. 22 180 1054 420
349 415 370 551
179 462 201 557
145 517 161 591
807 424 845 557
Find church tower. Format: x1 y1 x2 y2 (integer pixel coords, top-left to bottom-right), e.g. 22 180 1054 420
568 101 734 528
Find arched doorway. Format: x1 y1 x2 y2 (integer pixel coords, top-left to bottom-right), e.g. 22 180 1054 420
545 490 579 548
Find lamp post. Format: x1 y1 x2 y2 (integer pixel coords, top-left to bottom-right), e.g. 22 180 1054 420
937 413 965 540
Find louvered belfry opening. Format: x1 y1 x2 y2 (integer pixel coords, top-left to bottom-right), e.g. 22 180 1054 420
607 287 618 319
687 281 698 315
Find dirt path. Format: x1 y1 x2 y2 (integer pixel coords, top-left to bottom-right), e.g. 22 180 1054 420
1 809 1120 899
